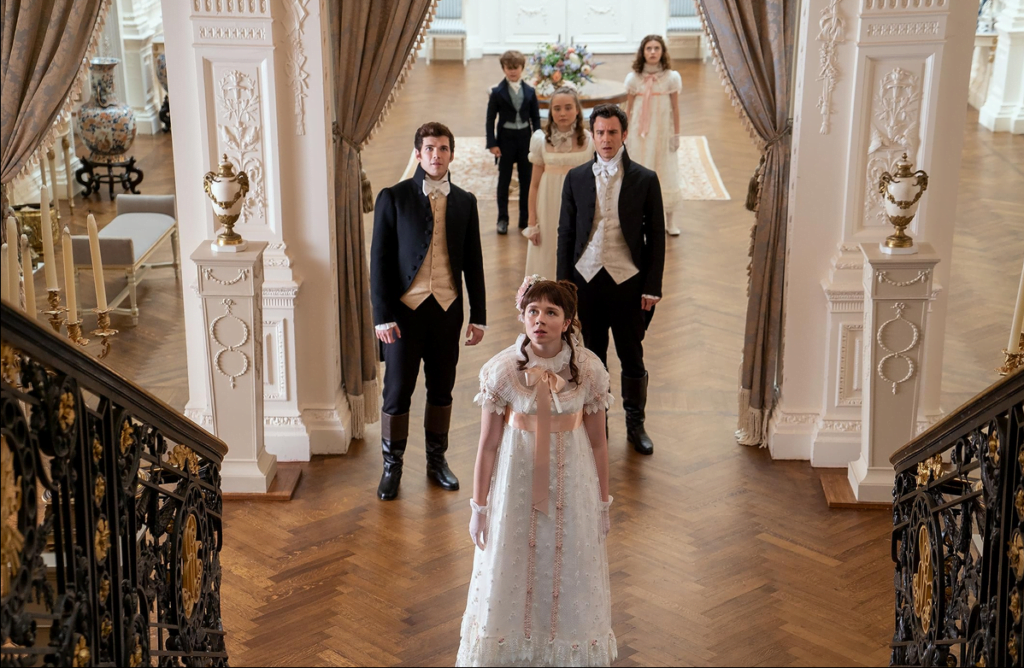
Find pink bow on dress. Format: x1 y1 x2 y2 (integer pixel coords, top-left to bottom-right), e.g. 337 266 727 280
637 73 658 138
523 367 566 515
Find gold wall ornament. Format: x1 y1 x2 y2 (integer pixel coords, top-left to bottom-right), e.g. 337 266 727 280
94 475 106 507
101 617 113 638
915 454 943 486
168 445 200 476
73 636 90 667
95 517 110 560
92 437 103 463
1011 633 1020 663
912 524 934 633
128 637 143 667
120 420 135 455
1017 490 1024 523
1011 531 1024 581
181 513 204 618
58 391 76 431
877 153 928 254
1 435 25 599
203 154 250 252
99 575 110 604
1012 589 1022 624
1 343 21 388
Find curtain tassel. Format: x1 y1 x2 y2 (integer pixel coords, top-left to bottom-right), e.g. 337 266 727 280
745 154 764 213
333 122 374 213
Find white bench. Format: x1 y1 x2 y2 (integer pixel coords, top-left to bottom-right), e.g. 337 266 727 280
72 194 179 325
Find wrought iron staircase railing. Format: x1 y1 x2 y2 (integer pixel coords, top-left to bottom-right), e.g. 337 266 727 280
890 368 1024 666
1 302 229 666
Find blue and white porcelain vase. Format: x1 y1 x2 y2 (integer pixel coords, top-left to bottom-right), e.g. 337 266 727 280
77 57 137 163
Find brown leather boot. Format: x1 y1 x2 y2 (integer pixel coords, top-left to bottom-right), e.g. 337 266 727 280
424 403 459 491
378 411 409 500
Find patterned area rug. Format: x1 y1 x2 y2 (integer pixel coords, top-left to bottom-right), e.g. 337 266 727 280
399 135 730 201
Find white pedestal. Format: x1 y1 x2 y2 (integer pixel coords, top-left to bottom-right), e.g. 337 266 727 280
191 240 277 494
848 243 939 502
979 1 1024 134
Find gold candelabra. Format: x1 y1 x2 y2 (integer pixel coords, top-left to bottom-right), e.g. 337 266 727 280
34 288 116 355
91 309 118 359
999 333 1024 376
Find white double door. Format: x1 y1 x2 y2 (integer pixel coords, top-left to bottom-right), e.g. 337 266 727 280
484 0 667 55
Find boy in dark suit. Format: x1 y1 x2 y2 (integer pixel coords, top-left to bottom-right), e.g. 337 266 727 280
486 50 541 235
371 122 487 500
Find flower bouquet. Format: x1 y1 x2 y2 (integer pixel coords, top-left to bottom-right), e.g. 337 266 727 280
528 42 600 97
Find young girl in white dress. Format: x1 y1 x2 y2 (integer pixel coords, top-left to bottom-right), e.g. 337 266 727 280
457 277 616 668
624 34 683 236
524 87 593 278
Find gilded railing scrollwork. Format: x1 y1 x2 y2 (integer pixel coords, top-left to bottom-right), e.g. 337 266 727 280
0 303 228 666
890 370 1024 666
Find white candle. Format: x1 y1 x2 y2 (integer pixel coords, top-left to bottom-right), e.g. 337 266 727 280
62 227 77 322
86 215 107 311
40 185 58 290
1010 257 1024 353
6 218 18 306
21 235 35 315
0 243 9 302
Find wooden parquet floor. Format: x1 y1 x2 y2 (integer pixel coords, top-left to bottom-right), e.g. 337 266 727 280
27 55 1020 666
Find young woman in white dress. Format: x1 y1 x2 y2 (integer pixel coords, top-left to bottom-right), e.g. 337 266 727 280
624 34 683 236
523 87 593 278
457 277 615 667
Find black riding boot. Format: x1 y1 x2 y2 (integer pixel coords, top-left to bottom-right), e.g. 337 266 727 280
424 403 460 490
621 372 654 455
378 411 409 500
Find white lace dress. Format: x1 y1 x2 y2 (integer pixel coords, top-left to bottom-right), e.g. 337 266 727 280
624 67 683 212
525 129 593 279
457 337 617 667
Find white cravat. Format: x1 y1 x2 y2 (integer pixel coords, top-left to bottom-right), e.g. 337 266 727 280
507 78 522 95
576 146 639 284
422 171 451 197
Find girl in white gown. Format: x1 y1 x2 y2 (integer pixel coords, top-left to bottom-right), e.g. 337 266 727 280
624 34 683 236
457 277 616 667
523 87 593 279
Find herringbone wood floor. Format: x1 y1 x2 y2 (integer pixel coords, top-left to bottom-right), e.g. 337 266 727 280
32 55 1022 666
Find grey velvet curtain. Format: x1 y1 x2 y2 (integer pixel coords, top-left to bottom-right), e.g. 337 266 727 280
1 0 108 234
328 0 435 438
696 0 797 446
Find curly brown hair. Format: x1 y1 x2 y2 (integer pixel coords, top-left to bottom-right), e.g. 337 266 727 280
631 34 672 74
544 87 588 149
517 280 582 385
414 122 455 152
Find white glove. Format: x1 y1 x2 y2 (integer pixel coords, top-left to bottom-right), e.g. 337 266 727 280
469 499 488 550
600 496 613 538
669 135 680 152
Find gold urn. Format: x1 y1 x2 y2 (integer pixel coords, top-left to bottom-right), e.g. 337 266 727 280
203 155 249 252
878 153 929 254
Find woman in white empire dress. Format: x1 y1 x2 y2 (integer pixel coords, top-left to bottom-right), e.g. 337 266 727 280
457 277 616 668
523 87 593 279
625 34 683 236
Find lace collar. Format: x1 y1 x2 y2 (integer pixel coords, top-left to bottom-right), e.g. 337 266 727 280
515 334 572 373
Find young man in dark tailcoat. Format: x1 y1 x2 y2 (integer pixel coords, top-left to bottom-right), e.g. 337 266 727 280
557 104 666 455
371 122 487 500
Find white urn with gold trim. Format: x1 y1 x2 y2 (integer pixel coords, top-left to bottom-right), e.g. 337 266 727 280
878 153 929 255
203 155 250 253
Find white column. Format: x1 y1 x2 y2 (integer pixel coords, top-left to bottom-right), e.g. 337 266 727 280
848 243 939 502
191 241 278 493
162 0 350 460
979 0 1024 133
117 0 162 135
771 0 977 463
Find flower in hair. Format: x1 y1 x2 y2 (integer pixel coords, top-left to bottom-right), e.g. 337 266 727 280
515 274 545 320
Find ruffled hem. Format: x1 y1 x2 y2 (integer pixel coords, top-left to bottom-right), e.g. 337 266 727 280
457 627 617 667
474 391 507 415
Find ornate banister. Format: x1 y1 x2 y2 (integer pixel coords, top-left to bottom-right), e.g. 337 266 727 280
889 368 1024 666
1 302 229 666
